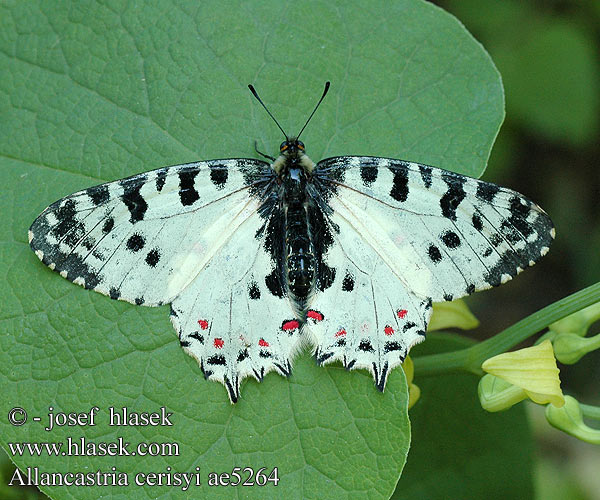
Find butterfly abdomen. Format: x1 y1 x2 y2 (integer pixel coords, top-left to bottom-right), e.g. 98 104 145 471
283 167 316 301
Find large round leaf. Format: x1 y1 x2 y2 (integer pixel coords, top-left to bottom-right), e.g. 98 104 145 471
0 1 503 498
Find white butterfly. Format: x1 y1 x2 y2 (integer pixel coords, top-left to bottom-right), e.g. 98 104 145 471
29 83 554 402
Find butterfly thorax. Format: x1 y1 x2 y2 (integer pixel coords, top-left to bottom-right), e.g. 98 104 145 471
271 138 316 175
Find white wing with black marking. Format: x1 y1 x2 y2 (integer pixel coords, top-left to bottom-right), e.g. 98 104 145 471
306 218 432 390
29 159 271 306
306 156 554 389
170 212 305 402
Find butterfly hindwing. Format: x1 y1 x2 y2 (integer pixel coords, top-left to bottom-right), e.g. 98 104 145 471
29 159 272 306
306 219 432 390
170 208 303 402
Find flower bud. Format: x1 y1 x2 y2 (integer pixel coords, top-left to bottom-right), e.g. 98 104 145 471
553 331 600 364
545 396 600 445
478 374 528 412
549 302 600 337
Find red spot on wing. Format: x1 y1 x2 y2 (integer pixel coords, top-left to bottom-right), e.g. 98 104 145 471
258 338 270 347
397 309 408 319
384 325 395 336
307 310 324 322
282 320 300 331
198 319 209 330
335 329 347 337
213 338 224 348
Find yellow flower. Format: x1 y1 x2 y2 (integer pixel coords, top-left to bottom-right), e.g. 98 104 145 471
479 340 565 411
402 356 421 410
428 299 479 332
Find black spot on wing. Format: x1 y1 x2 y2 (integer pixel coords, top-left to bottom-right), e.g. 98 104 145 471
102 217 114 234
443 293 453 301
155 170 167 192
490 234 503 247
389 167 409 202
419 165 433 188
500 220 522 244
402 321 417 332
441 230 461 249
210 166 228 189
440 172 466 221
360 165 378 187
428 244 442 263
248 281 261 300
342 271 355 292
384 341 403 354
476 181 500 203
87 184 109 206
466 284 475 294
307 202 336 293
507 195 534 238
178 169 200 206
63 223 85 247
109 287 121 300
472 213 483 231
316 350 334 365
207 354 226 366
81 237 95 251
51 199 78 239
120 176 148 223
237 349 249 362
316 264 336 293
135 297 145 305
145 248 160 267
189 332 204 343
358 340 374 353
126 233 145 252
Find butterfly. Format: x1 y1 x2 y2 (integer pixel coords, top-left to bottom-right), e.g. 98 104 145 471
29 82 554 402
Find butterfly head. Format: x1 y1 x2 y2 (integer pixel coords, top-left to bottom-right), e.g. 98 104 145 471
279 138 305 156
248 82 330 175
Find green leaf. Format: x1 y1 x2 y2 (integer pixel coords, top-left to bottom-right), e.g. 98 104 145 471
0 1 503 498
497 19 599 146
394 335 535 499
444 0 600 146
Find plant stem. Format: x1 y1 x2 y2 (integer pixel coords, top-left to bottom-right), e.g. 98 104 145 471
580 404 600 421
414 281 600 377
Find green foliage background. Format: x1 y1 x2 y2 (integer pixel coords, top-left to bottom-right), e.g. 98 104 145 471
1 0 597 498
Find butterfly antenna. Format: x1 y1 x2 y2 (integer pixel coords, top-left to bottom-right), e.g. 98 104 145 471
248 84 288 139
296 81 330 140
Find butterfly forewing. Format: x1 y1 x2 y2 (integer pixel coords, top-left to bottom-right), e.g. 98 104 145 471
314 156 554 302
29 159 271 306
